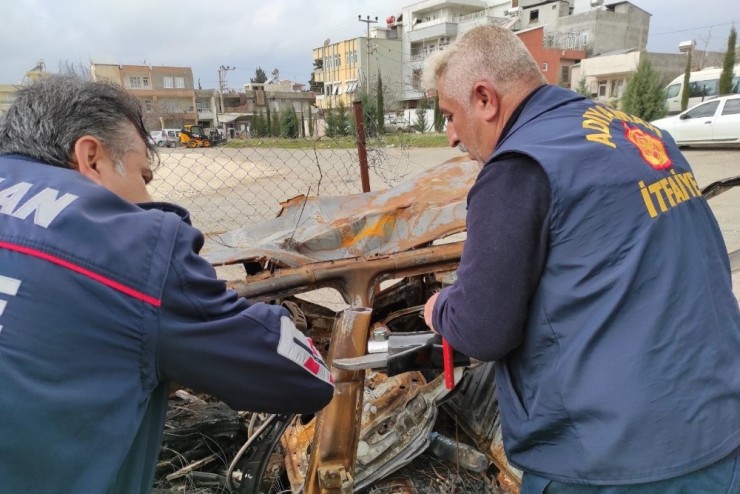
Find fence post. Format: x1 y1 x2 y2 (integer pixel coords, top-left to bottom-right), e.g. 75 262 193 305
353 100 371 193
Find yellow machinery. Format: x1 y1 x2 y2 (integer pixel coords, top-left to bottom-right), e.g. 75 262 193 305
179 125 211 148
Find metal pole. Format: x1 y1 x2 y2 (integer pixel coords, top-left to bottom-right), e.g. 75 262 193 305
353 100 371 193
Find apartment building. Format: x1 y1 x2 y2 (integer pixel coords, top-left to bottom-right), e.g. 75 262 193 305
311 27 403 110
90 63 197 130
400 0 583 105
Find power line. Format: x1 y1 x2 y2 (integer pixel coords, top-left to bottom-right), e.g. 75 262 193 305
651 21 736 36
218 65 235 92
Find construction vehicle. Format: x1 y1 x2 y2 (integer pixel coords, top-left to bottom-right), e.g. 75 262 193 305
179 125 211 148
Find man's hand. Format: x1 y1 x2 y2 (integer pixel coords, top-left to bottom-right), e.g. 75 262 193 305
424 292 440 333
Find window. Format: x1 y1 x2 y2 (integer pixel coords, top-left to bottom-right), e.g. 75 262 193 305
598 80 607 97
174 77 185 89
542 62 548 72
732 76 740 94
689 79 718 98
163 76 174 89
721 99 740 116
685 100 719 118
142 76 149 88
129 76 143 88
144 99 152 111
665 84 680 98
529 9 539 23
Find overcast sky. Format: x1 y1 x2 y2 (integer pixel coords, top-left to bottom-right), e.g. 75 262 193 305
2 0 736 87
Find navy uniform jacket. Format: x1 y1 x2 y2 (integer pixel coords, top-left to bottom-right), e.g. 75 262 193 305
0 154 334 493
434 85 740 484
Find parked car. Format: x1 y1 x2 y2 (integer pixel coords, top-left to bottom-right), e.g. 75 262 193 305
149 129 178 148
384 115 411 132
651 94 740 147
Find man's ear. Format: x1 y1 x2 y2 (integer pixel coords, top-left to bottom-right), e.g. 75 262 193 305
72 135 105 184
471 81 498 122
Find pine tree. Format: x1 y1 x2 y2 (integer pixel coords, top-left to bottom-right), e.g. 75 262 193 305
719 26 737 95
433 96 444 132
271 112 280 137
575 77 592 98
336 101 350 136
414 98 429 133
621 57 667 121
376 71 385 134
308 105 314 137
251 67 267 84
350 91 378 138
280 107 300 138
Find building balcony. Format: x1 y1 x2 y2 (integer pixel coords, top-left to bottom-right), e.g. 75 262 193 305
409 22 458 43
197 108 215 119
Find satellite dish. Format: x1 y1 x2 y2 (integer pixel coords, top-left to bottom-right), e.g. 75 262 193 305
324 38 331 46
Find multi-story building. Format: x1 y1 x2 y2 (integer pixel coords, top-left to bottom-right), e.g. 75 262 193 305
401 0 502 106
311 27 403 110
551 1 650 56
217 81 316 138
90 63 197 130
398 0 655 107
0 61 50 117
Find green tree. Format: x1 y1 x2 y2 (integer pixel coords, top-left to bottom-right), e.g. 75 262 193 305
414 98 430 133
433 96 444 132
308 105 314 137
376 71 385 134
335 101 350 136
349 91 378 138
719 26 737 95
250 112 264 137
251 67 267 84
621 57 667 121
265 104 272 136
325 106 337 137
271 112 280 137
575 77 592 98
680 50 692 111
280 106 300 138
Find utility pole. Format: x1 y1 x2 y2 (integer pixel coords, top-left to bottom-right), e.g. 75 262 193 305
217 65 235 134
357 15 378 92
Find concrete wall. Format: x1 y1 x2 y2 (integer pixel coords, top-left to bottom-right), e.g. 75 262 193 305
554 3 649 56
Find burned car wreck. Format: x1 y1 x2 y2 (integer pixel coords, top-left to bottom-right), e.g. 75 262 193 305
153 159 740 494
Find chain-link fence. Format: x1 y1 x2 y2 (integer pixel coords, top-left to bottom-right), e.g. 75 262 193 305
148 144 364 234
146 129 434 294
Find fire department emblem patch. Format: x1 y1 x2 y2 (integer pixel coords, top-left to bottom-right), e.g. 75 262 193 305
623 122 672 170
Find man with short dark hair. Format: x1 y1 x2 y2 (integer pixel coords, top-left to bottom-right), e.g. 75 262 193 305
423 25 740 493
0 75 334 493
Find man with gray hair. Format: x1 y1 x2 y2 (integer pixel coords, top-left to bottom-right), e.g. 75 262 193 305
0 75 334 493
423 25 739 493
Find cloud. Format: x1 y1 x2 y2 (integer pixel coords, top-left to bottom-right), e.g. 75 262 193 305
1 0 734 87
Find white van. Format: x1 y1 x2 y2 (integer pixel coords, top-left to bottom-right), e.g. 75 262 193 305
664 65 740 114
